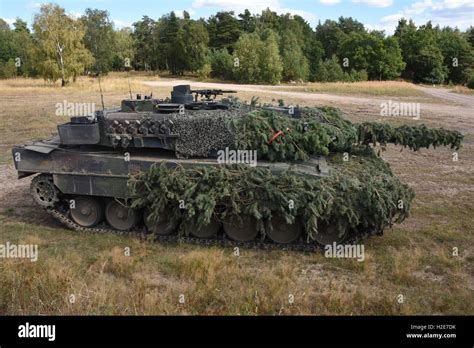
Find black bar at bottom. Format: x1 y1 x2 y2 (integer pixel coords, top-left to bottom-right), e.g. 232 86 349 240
0 315 472 346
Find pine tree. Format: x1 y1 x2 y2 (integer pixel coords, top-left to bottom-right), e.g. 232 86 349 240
207 11 241 52
259 29 282 84
12 19 36 77
183 19 210 72
132 16 156 70
280 30 308 81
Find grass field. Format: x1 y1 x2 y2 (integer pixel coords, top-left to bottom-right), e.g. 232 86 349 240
0 75 473 315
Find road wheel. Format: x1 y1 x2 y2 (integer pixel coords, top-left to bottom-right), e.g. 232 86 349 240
144 209 175 235
314 218 349 245
183 218 221 238
30 174 58 208
70 196 103 228
105 200 139 231
223 215 259 242
266 215 302 244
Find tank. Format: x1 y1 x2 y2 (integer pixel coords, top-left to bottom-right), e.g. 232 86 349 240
11 85 463 251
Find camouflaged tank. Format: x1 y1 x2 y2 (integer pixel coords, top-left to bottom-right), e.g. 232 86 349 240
11 85 463 250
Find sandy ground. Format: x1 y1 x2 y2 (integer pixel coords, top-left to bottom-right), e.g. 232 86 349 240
0 164 60 227
417 86 474 108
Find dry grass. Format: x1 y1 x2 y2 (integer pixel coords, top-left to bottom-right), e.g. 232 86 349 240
276 81 425 97
1 199 472 315
449 85 474 95
0 73 154 94
0 76 473 315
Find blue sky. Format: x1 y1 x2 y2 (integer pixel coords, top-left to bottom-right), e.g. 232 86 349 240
0 0 473 34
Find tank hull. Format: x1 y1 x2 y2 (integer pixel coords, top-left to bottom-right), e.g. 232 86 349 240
11 137 346 250
12 137 329 200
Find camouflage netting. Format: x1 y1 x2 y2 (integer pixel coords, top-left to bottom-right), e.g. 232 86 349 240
170 110 242 157
129 147 415 241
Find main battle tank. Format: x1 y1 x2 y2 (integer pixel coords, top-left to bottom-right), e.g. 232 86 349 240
12 85 463 251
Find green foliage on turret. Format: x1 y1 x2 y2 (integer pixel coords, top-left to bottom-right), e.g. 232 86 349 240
357 122 463 151
228 106 463 161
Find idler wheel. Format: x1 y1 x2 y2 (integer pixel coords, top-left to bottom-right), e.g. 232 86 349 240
183 218 221 238
144 209 175 235
70 196 103 227
30 174 59 208
105 200 139 231
266 215 302 244
314 218 349 245
223 215 259 242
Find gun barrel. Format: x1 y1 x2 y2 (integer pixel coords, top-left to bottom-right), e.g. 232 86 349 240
191 89 237 94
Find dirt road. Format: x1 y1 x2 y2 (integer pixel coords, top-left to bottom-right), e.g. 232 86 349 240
417 86 474 108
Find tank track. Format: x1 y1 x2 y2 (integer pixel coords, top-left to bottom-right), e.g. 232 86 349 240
45 202 379 253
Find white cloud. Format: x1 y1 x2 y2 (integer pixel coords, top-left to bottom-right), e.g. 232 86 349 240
403 0 473 15
365 14 401 33
193 0 279 12
365 0 474 34
113 19 134 29
352 0 393 8
319 0 341 5
404 0 474 16
278 8 317 23
3 18 16 28
192 0 316 25
26 0 41 10
380 14 406 23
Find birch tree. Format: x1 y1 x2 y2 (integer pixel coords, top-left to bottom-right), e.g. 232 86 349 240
33 3 93 86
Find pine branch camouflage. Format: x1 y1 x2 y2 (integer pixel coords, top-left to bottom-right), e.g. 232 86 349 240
128 104 462 241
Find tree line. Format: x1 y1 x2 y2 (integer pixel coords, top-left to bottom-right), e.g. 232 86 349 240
1 3 474 87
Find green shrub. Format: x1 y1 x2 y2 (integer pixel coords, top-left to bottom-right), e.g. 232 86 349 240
197 63 212 79
209 48 234 80
0 59 17 78
318 56 344 82
467 74 474 89
348 69 368 82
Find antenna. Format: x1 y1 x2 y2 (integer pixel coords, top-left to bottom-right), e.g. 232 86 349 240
98 73 105 111
127 72 133 100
